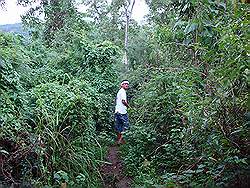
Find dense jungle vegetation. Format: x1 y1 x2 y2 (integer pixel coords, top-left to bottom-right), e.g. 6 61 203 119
0 0 249 187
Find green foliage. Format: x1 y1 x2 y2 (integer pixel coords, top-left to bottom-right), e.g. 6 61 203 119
120 0 249 187
0 23 120 186
1 0 249 187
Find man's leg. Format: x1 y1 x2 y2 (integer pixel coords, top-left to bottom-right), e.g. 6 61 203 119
115 113 123 143
117 133 123 143
120 114 129 144
121 113 129 131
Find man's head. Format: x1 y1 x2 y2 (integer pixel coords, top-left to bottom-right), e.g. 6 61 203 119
121 80 129 90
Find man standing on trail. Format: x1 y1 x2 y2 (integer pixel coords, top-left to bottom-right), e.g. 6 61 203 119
114 80 130 144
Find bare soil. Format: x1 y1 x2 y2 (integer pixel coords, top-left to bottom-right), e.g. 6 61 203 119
100 146 132 188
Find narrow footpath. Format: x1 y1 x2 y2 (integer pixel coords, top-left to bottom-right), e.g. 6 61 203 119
100 146 132 188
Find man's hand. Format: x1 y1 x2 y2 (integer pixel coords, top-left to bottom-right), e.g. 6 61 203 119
122 99 129 108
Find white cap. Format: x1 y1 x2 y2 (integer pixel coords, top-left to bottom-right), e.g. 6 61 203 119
121 80 129 86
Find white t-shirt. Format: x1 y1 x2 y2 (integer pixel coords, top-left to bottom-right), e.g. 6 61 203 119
115 88 127 114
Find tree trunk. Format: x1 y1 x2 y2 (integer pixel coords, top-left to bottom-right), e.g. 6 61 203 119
124 13 129 65
123 0 135 66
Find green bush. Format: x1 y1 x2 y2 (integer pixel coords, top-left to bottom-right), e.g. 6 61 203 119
0 31 119 187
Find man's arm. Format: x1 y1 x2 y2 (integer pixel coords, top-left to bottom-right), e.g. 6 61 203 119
122 99 129 108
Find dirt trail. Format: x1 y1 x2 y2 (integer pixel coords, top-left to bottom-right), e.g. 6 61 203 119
100 146 132 188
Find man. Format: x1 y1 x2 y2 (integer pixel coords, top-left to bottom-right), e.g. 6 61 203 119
114 80 130 144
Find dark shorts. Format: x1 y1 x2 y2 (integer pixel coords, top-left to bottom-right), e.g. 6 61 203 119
114 113 129 133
